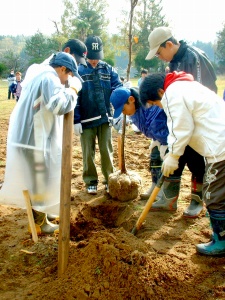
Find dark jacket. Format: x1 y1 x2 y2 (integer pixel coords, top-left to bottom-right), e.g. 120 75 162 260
169 40 217 93
130 106 168 145
74 61 122 129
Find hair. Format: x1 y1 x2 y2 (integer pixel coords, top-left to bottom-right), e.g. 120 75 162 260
120 76 125 81
16 71 21 76
130 87 142 110
160 37 179 48
141 69 148 75
49 63 71 74
139 73 166 105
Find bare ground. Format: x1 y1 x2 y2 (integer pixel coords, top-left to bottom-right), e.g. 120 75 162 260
0 100 225 300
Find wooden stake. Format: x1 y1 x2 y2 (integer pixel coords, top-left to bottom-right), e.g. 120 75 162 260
58 110 74 277
23 190 38 243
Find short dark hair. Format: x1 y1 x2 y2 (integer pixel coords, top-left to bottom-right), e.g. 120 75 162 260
160 37 179 48
139 73 165 105
141 69 148 75
130 87 142 110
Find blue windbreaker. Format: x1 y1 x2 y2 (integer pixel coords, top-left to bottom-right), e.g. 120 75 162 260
130 106 168 145
74 61 122 129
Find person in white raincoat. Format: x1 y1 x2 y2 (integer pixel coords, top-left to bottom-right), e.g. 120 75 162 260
0 52 82 234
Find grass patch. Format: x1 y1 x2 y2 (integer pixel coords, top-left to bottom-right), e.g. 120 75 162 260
0 80 16 120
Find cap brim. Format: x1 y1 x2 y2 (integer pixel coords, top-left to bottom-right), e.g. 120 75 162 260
74 54 87 66
113 105 124 119
87 50 104 60
145 45 159 60
72 69 83 83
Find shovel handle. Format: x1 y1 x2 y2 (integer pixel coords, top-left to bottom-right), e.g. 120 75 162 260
121 115 126 173
131 175 165 235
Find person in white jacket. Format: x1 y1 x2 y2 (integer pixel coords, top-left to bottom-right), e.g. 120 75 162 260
0 52 82 234
139 71 225 256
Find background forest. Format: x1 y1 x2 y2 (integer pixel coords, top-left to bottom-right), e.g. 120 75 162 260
0 0 224 80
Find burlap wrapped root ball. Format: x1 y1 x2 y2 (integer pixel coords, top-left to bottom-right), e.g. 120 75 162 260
108 170 142 201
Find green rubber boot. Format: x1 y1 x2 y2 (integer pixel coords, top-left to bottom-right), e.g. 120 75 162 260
140 163 162 200
183 180 203 218
196 211 225 256
140 182 163 201
150 177 181 211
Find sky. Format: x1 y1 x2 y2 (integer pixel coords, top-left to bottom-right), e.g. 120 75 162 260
0 0 224 43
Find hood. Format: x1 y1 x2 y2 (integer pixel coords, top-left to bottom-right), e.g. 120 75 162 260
164 71 194 90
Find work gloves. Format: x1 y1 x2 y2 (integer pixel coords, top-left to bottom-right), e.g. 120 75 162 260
162 153 179 177
149 140 160 154
74 123 83 136
68 75 82 94
160 145 168 160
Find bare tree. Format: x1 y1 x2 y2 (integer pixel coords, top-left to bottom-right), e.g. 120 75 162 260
126 0 139 81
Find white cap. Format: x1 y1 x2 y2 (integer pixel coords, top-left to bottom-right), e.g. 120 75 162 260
146 27 173 60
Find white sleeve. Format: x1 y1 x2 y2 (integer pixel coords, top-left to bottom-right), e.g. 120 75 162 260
162 85 194 156
41 74 77 115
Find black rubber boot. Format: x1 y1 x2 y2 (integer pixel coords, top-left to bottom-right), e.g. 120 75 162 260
196 210 225 256
183 179 203 218
140 157 162 200
150 177 181 211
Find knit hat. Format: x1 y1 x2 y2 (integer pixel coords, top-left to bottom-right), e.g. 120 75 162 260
146 27 173 60
62 39 87 66
85 36 104 60
110 87 131 118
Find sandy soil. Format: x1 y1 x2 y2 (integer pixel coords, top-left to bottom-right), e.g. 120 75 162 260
0 102 225 300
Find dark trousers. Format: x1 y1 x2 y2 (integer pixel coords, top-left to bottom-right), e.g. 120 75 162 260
151 145 205 183
8 88 14 99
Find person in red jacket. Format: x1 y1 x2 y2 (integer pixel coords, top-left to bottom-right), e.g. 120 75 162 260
142 26 217 217
140 71 225 256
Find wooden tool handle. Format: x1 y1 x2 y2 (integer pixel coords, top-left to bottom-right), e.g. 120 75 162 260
121 115 126 173
131 175 165 235
23 190 38 243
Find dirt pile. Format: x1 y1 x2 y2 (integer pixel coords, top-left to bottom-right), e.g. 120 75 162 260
0 105 225 299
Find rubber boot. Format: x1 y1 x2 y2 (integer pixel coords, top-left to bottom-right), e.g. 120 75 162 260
29 210 59 235
47 214 59 221
196 210 225 256
140 166 163 201
150 177 181 211
183 179 204 218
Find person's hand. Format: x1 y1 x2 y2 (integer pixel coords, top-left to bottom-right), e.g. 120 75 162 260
149 140 160 154
160 145 168 160
74 123 83 136
162 153 179 177
68 76 82 94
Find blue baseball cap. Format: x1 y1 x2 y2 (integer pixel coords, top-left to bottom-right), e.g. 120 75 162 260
110 87 131 118
49 52 83 83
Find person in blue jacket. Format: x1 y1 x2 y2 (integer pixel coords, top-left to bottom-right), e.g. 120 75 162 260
112 87 168 202
74 36 122 195
110 86 204 218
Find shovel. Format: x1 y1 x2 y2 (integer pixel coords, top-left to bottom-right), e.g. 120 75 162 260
131 174 165 235
117 115 126 170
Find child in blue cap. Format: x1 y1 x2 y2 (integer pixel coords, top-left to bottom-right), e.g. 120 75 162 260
110 86 168 203
110 86 204 218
